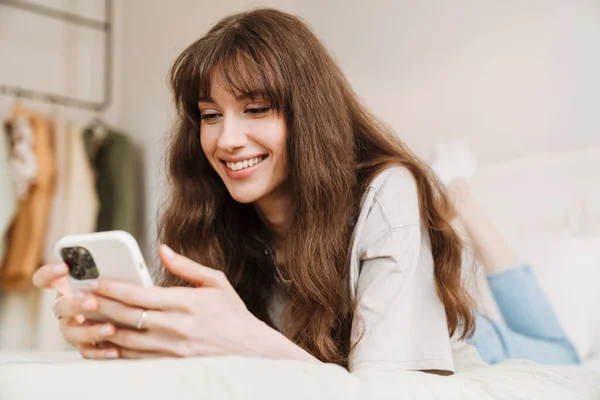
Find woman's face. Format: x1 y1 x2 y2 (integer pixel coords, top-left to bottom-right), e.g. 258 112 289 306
199 75 287 204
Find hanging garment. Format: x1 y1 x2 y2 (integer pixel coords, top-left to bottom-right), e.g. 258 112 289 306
42 121 99 263
8 114 37 200
85 128 138 239
0 112 56 289
36 122 99 351
41 118 69 264
0 114 18 266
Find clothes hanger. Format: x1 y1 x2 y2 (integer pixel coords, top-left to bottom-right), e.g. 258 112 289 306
87 105 109 141
83 106 110 157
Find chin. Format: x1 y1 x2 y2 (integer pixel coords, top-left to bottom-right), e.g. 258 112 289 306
227 189 263 204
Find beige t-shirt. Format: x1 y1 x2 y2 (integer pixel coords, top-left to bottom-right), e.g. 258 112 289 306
269 166 454 372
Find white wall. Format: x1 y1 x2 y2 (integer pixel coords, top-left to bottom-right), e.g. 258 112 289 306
116 1 600 254
2 1 599 254
0 0 124 127
300 0 600 163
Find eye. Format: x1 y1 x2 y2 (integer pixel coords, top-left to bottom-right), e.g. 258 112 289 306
200 112 221 122
245 106 272 115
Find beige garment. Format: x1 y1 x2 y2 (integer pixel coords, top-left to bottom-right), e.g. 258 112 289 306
270 167 454 373
42 119 69 264
42 121 99 263
62 123 100 242
0 111 56 288
36 122 99 351
0 111 18 265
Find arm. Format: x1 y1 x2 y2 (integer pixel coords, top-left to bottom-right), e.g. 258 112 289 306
244 317 321 363
350 225 454 374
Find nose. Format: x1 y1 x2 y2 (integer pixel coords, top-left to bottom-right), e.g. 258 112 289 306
216 115 248 152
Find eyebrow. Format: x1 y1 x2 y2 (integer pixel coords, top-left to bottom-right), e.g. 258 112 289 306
197 90 266 104
197 96 215 104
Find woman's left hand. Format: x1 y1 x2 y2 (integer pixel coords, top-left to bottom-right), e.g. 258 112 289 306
81 245 269 359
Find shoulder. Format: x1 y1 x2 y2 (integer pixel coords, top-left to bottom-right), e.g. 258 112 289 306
368 165 417 195
362 166 421 231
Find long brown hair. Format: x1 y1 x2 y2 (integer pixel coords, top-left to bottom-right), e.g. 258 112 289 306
158 8 475 368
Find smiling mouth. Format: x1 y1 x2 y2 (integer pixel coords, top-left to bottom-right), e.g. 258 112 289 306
222 155 267 172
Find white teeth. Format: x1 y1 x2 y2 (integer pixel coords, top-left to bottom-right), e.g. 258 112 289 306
225 156 266 171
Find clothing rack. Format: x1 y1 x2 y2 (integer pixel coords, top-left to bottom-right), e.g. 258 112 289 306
0 0 113 111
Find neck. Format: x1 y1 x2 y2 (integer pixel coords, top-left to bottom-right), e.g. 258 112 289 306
254 187 292 239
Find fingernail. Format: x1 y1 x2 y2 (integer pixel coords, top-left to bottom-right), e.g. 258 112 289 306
53 264 67 274
81 299 95 311
75 290 86 299
106 350 119 359
161 244 176 260
99 325 113 336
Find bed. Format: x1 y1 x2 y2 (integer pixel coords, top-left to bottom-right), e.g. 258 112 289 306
0 345 598 399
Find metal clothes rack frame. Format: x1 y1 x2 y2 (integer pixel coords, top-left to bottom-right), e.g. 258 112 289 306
0 0 113 111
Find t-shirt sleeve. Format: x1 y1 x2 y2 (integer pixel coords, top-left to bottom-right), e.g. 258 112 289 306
348 215 454 373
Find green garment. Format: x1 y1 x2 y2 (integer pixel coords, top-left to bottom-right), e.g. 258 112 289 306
84 128 138 239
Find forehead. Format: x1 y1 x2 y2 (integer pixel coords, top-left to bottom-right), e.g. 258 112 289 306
198 72 267 104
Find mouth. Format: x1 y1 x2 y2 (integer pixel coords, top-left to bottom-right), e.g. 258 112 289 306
221 155 268 172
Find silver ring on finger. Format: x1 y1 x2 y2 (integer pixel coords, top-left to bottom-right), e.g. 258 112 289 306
136 309 148 330
53 294 67 320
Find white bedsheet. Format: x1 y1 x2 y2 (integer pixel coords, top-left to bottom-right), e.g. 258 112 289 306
0 345 598 399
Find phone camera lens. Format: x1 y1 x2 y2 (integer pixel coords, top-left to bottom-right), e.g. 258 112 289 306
64 248 77 263
80 254 92 270
72 265 85 279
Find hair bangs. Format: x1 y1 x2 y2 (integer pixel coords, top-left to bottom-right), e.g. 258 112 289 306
216 50 283 112
172 26 288 128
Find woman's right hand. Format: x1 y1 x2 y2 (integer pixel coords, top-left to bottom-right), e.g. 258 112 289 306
32 263 120 359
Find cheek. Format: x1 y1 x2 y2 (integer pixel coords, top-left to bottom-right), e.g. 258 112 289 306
273 125 287 164
263 118 286 153
199 128 214 158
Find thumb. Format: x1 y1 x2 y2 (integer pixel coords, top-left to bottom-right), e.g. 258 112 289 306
159 244 224 288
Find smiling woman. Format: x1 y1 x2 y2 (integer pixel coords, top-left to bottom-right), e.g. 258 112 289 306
197 77 287 204
33 8 476 374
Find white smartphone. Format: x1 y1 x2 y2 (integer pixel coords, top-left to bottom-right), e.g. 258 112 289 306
54 230 154 325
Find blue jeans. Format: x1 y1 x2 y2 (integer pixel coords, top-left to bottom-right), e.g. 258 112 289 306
468 265 580 365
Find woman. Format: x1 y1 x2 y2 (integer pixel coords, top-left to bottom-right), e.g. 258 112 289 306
431 143 581 365
33 8 475 373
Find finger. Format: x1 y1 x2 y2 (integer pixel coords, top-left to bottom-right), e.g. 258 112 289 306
107 329 175 355
159 244 226 288
77 343 120 360
92 280 190 312
93 295 167 330
60 315 89 330
61 321 116 345
32 263 72 295
54 293 97 319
